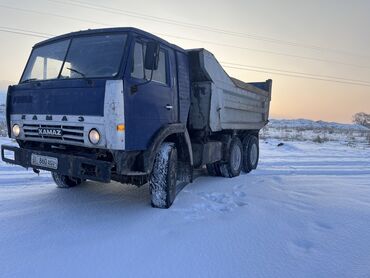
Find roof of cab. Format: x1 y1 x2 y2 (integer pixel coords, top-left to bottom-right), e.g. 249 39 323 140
33 27 186 53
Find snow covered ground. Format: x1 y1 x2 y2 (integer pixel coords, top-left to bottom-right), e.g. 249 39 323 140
0 92 6 105
0 104 5 122
0 136 369 278
261 119 370 147
0 105 6 137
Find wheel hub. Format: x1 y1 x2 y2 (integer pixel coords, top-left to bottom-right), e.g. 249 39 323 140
231 144 242 171
250 143 258 166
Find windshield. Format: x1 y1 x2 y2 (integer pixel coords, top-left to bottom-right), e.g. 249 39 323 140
21 34 127 82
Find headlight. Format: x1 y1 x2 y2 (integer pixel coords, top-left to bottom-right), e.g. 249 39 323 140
12 124 21 137
88 129 100 144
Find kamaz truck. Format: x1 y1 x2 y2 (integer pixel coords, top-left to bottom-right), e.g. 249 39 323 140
1 27 272 208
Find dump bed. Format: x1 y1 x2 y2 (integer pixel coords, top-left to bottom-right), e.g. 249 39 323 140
187 49 272 132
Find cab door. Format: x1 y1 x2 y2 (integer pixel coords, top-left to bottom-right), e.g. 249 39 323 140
124 38 177 151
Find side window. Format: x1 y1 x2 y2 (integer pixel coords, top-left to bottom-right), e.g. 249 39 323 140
131 42 144 79
29 57 65 80
131 41 168 85
146 50 167 84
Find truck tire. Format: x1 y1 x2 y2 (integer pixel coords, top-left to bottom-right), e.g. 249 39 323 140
52 172 83 188
219 137 243 178
149 143 178 209
206 162 221 176
242 135 259 173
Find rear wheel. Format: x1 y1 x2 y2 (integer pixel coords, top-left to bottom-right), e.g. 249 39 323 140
219 137 243 178
149 143 178 209
242 135 259 173
52 172 83 188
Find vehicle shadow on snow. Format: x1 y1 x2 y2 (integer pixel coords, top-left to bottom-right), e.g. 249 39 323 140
36 169 249 223
30 180 159 227
46 170 206 211
58 180 151 208
2 166 272 223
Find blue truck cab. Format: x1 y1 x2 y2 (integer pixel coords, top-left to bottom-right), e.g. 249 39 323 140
1 27 272 208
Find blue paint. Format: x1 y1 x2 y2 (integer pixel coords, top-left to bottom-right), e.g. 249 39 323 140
123 38 178 150
33 27 185 53
9 79 106 116
8 27 191 151
248 82 270 91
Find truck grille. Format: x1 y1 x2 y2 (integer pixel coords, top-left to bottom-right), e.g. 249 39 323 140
23 124 84 143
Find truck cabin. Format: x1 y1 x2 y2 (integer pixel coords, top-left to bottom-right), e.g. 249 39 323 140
8 27 190 153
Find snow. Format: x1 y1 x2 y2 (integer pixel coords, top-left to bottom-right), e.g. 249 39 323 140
0 92 6 105
0 136 370 278
262 119 370 147
0 104 5 121
268 118 369 131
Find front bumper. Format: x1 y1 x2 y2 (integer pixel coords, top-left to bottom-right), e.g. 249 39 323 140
1 144 112 183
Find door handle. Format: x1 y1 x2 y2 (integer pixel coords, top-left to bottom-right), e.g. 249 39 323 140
165 105 173 110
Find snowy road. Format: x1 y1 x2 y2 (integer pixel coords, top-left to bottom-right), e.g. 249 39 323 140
0 137 370 278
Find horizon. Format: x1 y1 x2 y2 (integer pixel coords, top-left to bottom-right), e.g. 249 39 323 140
0 89 364 125
0 1 369 123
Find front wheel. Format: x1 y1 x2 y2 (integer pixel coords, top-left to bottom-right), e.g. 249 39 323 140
52 172 83 188
149 143 178 209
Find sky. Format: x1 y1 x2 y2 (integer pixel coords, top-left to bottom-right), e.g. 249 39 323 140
0 0 369 123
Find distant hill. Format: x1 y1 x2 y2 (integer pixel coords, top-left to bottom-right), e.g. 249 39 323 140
0 104 6 136
0 80 12 104
268 118 369 132
0 104 5 119
0 91 6 104
262 118 369 146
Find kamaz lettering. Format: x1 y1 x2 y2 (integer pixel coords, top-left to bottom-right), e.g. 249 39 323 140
38 128 63 137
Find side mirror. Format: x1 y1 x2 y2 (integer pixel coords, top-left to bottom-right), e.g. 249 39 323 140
144 41 160 71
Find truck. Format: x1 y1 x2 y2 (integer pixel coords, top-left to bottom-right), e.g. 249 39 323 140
1 27 272 208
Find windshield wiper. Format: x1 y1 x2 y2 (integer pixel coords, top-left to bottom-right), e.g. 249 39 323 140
21 78 37 83
66 67 86 79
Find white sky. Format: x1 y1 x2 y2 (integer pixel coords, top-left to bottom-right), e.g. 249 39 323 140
0 0 369 123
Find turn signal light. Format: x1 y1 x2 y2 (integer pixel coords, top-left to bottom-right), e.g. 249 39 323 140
117 124 125 132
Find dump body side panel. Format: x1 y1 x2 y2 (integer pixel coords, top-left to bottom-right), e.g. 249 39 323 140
212 82 271 130
187 49 272 132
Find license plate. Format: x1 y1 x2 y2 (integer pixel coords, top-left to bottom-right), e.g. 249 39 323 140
4 150 15 160
31 154 58 170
